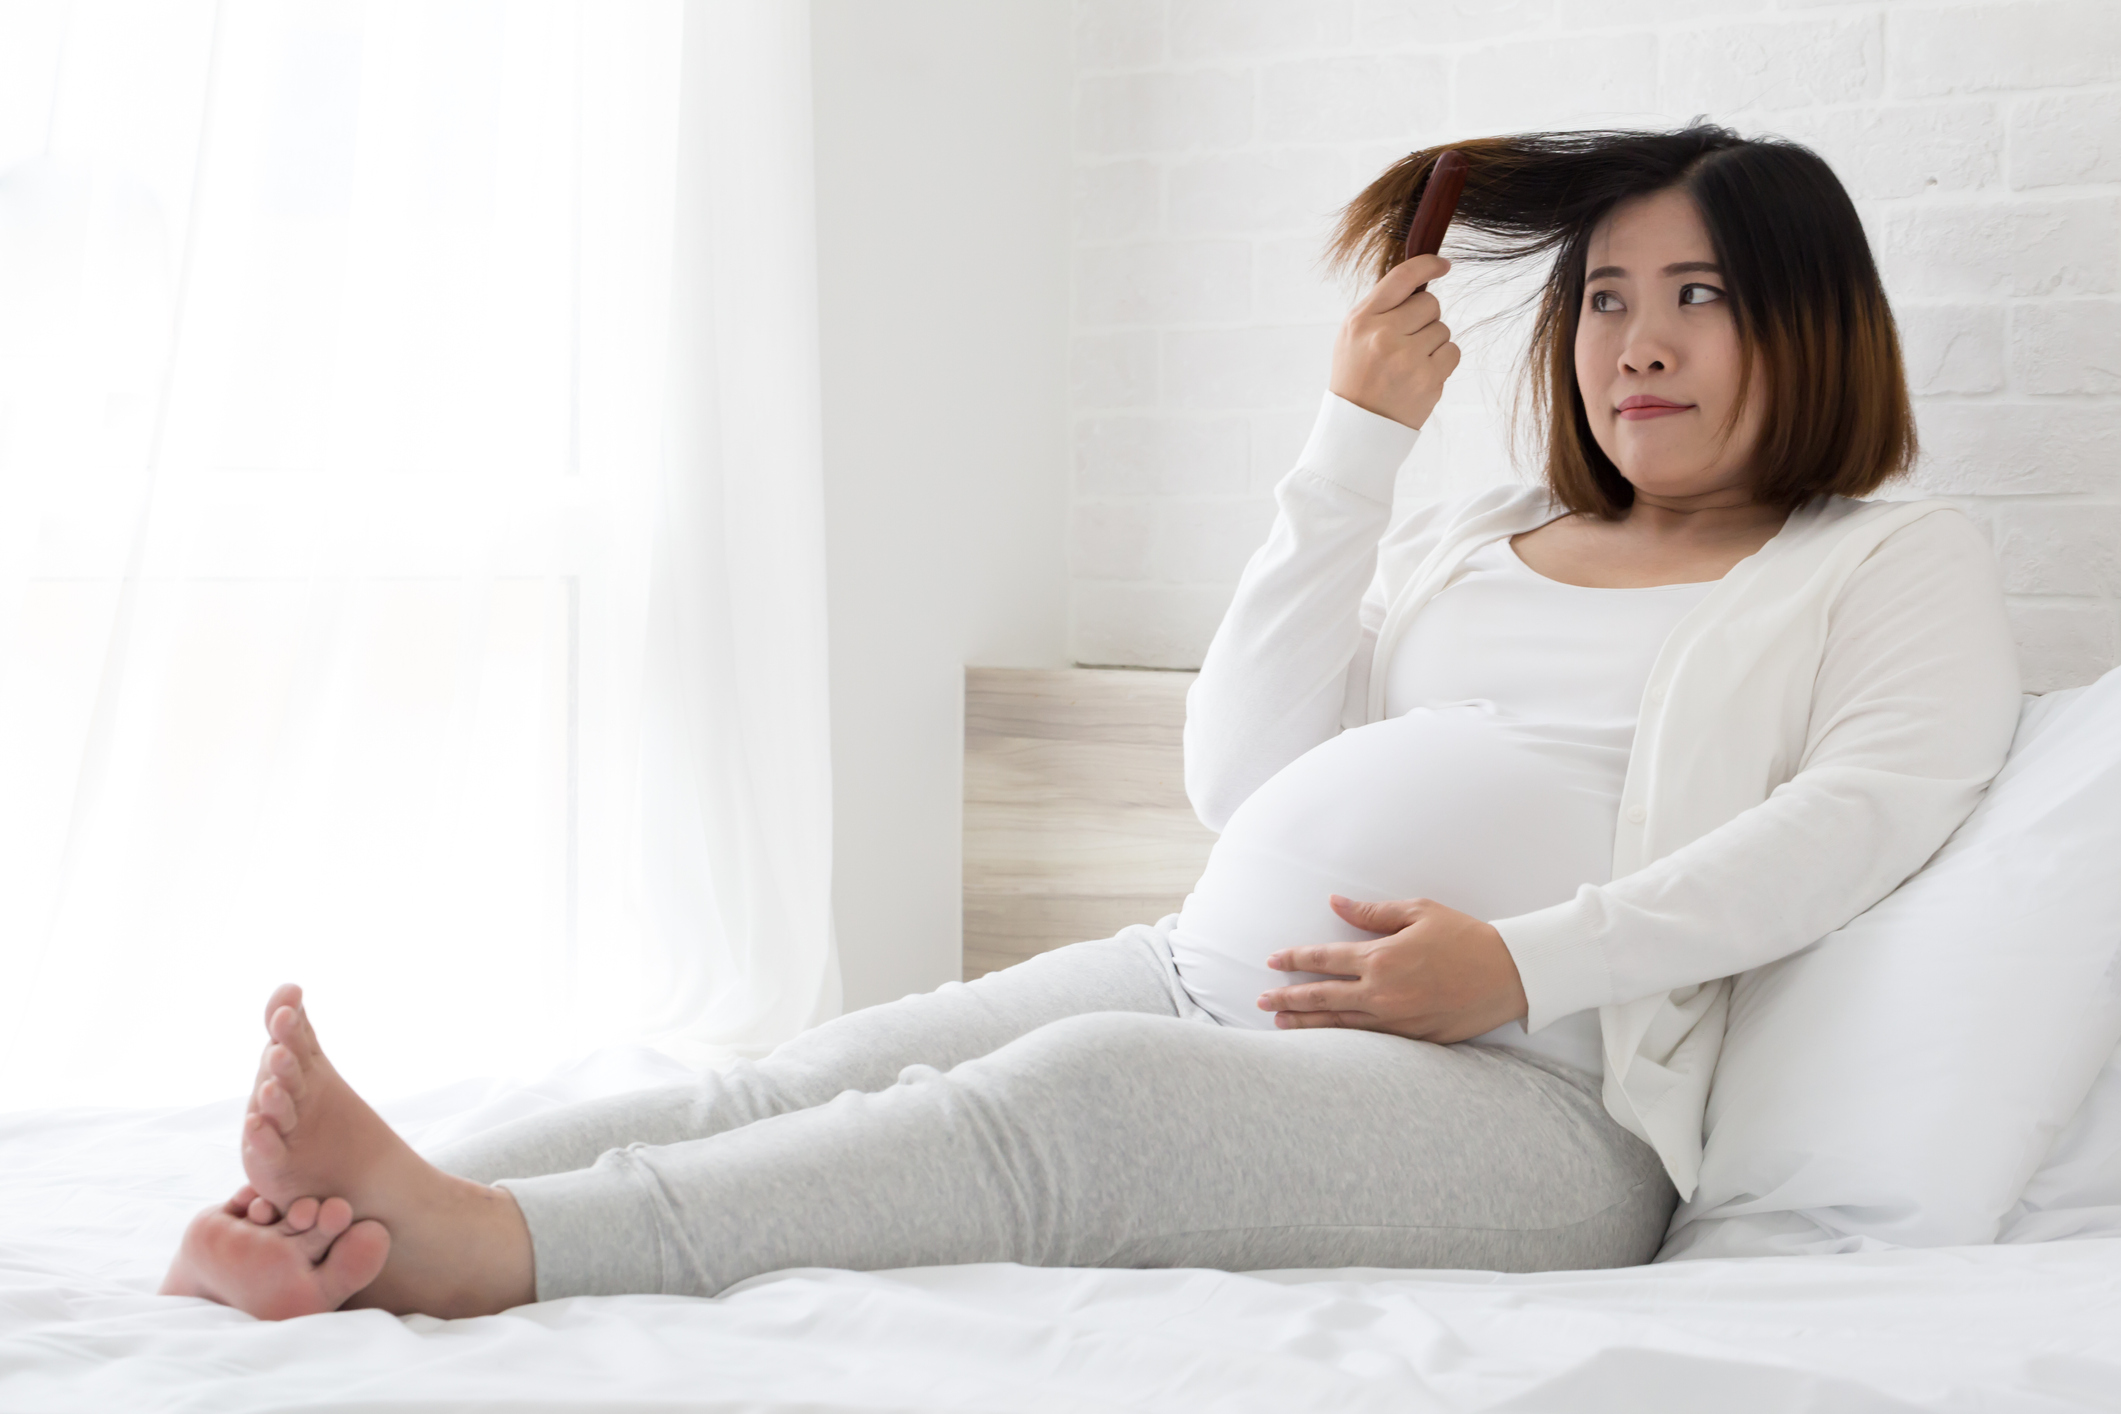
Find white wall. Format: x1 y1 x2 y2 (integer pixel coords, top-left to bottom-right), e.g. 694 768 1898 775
1069 0 2121 692
812 0 1075 1011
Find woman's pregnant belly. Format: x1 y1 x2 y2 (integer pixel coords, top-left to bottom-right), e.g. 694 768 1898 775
1168 704 1623 1068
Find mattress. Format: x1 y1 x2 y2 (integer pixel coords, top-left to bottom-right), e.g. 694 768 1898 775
4 1046 2117 1413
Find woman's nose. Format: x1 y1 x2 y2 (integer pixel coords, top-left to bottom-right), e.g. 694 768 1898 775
1620 331 1671 375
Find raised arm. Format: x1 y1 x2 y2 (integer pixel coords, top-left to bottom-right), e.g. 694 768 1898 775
1183 253 1461 832
1182 394 1416 831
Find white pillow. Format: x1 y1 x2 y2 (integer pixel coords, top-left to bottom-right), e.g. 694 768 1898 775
2000 1028 2121 1243
1660 664 2121 1260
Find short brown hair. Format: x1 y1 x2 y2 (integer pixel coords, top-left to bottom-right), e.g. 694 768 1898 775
1324 124 1917 518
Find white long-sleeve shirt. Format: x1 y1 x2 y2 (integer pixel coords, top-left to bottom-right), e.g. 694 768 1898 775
1184 390 2024 1198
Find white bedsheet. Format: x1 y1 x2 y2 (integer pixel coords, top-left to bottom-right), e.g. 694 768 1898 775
4 1047 2118 1413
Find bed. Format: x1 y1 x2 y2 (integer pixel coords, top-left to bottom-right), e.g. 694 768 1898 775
7 667 2120 1410
5 1044 2120 1413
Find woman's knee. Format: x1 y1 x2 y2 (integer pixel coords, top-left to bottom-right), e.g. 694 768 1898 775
1013 1009 1195 1065
932 1011 1211 1115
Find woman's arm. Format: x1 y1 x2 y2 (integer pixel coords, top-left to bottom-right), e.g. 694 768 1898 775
1496 507 2024 1029
1181 392 1419 832
1185 252 1462 833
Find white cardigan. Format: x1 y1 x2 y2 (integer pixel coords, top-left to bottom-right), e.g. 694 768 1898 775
1184 391 2024 1199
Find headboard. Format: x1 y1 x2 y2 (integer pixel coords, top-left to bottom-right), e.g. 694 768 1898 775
962 667 1218 980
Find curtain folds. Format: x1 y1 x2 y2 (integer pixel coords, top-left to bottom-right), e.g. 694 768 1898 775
639 0 841 1066
0 0 838 1108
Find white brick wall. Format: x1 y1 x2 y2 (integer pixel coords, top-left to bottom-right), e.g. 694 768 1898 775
1068 0 2121 692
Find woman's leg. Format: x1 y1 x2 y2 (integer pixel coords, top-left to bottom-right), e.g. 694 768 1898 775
169 920 1215 1318
430 921 1203 1184
504 1015 1677 1301
171 929 1195 1319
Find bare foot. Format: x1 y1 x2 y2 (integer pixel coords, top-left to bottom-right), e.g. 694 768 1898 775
238 984 537 1318
241 983 417 1213
160 1185 390 1319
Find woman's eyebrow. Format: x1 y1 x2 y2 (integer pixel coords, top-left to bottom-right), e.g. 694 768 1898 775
1584 260 1724 280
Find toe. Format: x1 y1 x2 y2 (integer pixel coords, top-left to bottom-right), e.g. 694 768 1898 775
281 1196 321 1234
268 1001 324 1064
288 1197 353 1261
263 984 303 1031
243 1111 290 1167
268 1004 300 1048
315 1196 354 1241
312 1219 391 1310
247 1195 279 1225
265 1043 309 1099
257 1076 298 1133
287 1003 325 1062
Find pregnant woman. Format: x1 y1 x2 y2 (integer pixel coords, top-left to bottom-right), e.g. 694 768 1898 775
163 123 2021 1320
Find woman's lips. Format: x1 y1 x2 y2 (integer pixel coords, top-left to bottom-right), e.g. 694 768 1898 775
1617 403 1693 421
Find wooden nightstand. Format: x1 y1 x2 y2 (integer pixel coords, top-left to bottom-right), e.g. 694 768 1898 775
961 667 1218 980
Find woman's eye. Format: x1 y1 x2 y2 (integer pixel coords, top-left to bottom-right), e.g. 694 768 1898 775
1589 290 1621 313
1680 283 1725 306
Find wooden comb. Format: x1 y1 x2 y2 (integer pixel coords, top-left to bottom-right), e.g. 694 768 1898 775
1400 149 1468 293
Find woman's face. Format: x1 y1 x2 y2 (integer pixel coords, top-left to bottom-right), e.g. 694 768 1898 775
1573 186 1766 506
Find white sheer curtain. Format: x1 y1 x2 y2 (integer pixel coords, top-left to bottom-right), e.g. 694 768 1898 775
0 0 838 1109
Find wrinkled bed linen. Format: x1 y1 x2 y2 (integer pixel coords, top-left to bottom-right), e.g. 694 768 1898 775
4 1047 2117 1414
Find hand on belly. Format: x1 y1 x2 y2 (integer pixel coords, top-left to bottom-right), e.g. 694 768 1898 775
1252 894 1529 1042
1165 705 1615 1032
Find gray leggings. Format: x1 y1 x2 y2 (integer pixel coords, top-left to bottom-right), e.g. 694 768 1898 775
428 919 1677 1300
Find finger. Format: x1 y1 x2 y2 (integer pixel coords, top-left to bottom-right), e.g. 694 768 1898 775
1370 287 1442 338
1330 894 1420 931
1258 981 1364 1013
1354 254 1450 318
1267 942 1365 976
1276 1009 1382 1031
1409 318 1452 357
1281 1013 1382 1034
